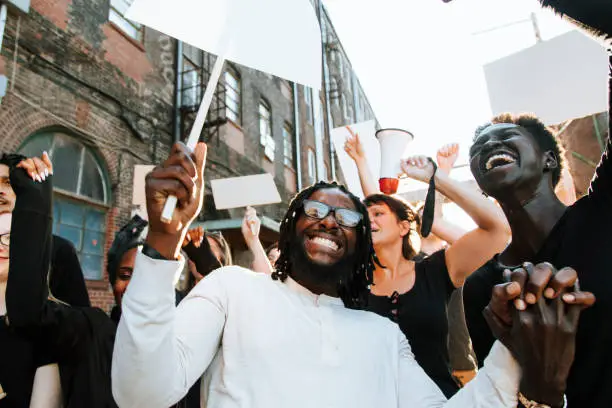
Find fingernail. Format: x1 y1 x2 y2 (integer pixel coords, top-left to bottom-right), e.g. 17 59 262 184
525 293 536 304
40 173 46 181
35 174 42 183
515 299 527 311
562 294 576 303
544 288 555 299
44 169 49 178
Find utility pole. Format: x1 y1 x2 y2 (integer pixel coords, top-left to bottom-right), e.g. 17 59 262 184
472 12 543 44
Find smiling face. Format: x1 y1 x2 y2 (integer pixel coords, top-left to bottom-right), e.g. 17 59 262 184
469 124 553 200
0 164 16 214
367 202 410 249
0 213 11 282
295 188 358 267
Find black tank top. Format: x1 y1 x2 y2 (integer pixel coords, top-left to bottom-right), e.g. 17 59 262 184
367 250 459 398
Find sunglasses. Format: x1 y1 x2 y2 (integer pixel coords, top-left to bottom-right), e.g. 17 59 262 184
302 200 363 228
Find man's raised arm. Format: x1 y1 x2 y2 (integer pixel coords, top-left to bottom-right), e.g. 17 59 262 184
111 142 226 407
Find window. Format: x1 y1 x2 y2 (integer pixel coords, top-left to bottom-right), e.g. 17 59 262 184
224 67 241 124
307 148 317 185
282 123 294 168
182 58 201 108
259 100 275 161
109 0 143 42
19 131 111 280
304 86 313 124
341 94 349 120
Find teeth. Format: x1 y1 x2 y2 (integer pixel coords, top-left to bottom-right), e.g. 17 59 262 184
485 153 516 170
311 237 339 251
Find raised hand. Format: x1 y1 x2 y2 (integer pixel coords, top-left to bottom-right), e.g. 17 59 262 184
484 262 595 407
183 226 205 248
145 142 207 259
17 152 53 182
241 206 261 247
343 126 366 164
400 155 435 183
436 143 459 174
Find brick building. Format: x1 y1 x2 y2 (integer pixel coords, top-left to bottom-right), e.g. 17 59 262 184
0 0 379 310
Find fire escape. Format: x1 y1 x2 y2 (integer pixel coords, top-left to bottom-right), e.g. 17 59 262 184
179 52 228 145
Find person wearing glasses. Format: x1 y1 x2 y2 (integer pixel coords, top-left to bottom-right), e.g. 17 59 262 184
344 137 509 397
111 141 593 407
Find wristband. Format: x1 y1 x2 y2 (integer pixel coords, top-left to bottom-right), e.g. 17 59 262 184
518 392 567 408
142 243 170 261
420 158 438 237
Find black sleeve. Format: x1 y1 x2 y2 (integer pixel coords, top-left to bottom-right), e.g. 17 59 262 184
183 238 222 278
447 288 477 371
462 261 504 367
419 249 455 299
50 235 91 307
6 169 91 357
537 1 612 200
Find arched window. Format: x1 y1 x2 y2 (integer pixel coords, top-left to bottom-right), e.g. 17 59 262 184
19 130 111 280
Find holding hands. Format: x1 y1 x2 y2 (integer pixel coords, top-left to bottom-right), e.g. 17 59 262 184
485 262 595 407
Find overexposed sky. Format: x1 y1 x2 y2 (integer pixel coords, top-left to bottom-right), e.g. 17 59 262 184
324 0 575 180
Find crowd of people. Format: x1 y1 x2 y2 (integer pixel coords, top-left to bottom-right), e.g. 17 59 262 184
0 0 610 406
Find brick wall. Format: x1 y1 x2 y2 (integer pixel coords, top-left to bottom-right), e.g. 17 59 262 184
0 0 175 312
557 112 609 197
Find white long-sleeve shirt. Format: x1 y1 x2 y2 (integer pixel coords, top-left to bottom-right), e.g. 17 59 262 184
112 252 520 408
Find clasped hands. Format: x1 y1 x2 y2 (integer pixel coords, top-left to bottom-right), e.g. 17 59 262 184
485 262 595 407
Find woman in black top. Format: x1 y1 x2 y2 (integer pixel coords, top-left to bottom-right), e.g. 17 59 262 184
461 1 612 405
344 138 510 397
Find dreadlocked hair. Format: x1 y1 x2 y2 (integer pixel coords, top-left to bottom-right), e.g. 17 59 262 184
271 181 376 310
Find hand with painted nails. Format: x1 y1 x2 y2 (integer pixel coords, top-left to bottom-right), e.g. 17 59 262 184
484 262 595 407
16 152 53 183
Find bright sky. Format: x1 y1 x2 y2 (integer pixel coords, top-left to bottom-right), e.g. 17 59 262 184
324 0 575 182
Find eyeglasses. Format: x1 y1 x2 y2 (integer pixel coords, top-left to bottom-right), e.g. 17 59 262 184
302 200 363 228
0 233 9 247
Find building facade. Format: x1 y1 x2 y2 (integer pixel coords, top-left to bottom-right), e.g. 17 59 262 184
0 0 379 310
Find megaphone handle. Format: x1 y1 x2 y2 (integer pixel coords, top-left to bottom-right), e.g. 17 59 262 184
160 55 227 224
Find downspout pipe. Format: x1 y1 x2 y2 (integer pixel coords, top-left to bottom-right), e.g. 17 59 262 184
0 4 7 51
293 82 303 191
317 0 337 181
173 40 184 143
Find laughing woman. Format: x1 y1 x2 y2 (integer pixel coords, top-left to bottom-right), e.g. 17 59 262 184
344 137 509 397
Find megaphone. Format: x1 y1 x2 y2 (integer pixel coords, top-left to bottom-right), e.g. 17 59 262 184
376 128 414 194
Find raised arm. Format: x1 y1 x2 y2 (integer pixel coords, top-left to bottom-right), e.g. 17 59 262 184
241 206 273 274
6 155 54 328
401 156 510 287
112 142 227 407
344 127 380 196
430 143 470 244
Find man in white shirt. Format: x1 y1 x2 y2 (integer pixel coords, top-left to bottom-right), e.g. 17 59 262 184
111 142 584 408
